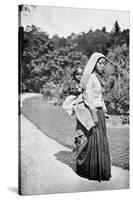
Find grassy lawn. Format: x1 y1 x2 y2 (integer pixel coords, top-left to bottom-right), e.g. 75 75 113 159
22 96 129 170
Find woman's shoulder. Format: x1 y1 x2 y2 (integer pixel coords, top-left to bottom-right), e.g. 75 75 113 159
85 73 95 88
87 73 96 82
86 73 100 88
90 72 100 82
91 72 97 78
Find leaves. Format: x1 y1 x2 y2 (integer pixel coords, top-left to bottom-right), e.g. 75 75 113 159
21 24 129 116
22 25 88 92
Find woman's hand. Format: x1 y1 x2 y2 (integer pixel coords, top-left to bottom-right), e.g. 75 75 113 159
91 109 98 126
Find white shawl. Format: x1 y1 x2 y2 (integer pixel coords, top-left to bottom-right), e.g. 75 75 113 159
80 52 106 90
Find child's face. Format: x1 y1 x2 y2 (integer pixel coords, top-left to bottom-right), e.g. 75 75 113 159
75 68 83 82
95 58 106 74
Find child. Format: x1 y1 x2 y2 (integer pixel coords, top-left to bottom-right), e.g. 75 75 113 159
62 64 84 152
70 65 85 152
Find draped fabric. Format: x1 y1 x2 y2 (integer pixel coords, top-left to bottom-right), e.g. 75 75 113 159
95 71 105 88
74 52 111 181
95 71 105 98
80 52 106 90
76 108 111 181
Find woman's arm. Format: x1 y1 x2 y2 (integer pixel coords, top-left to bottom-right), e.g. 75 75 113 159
83 75 98 125
102 100 109 118
82 75 94 110
102 100 107 113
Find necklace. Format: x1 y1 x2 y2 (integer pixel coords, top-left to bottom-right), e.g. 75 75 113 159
95 71 105 95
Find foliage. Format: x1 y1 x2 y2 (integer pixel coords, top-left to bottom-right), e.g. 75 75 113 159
105 88 129 115
68 29 112 58
111 21 129 46
120 115 129 124
104 43 129 115
112 20 121 34
19 5 36 13
20 21 129 117
22 25 88 93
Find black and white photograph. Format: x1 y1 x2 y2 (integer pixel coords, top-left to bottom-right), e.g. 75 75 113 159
18 4 129 196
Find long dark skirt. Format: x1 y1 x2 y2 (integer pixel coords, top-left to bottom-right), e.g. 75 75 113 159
76 108 111 182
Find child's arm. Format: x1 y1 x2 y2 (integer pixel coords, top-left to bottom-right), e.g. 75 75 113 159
70 81 81 96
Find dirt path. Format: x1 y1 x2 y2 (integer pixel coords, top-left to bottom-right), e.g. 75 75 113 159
20 93 129 195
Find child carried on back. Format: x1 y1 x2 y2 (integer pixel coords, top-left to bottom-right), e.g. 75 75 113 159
62 64 85 152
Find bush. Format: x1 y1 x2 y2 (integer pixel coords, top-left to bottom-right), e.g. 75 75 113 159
120 115 129 124
41 86 54 100
105 87 129 116
41 85 64 106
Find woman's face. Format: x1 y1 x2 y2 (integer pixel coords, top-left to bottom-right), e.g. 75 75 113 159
95 58 106 74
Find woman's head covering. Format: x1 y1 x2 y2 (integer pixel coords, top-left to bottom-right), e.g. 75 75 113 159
80 52 106 89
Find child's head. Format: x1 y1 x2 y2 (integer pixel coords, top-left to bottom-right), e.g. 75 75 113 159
73 65 84 83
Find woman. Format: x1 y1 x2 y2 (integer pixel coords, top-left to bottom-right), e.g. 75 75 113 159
74 52 111 182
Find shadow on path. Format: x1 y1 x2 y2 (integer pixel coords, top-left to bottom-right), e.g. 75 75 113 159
54 150 77 172
8 187 18 194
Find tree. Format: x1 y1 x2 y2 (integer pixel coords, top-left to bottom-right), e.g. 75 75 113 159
78 30 111 57
101 27 106 33
21 25 88 93
105 44 129 114
19 5 36 13
112 20 121 34
121 29 129 46
107 44 129 92
111 21 122 46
